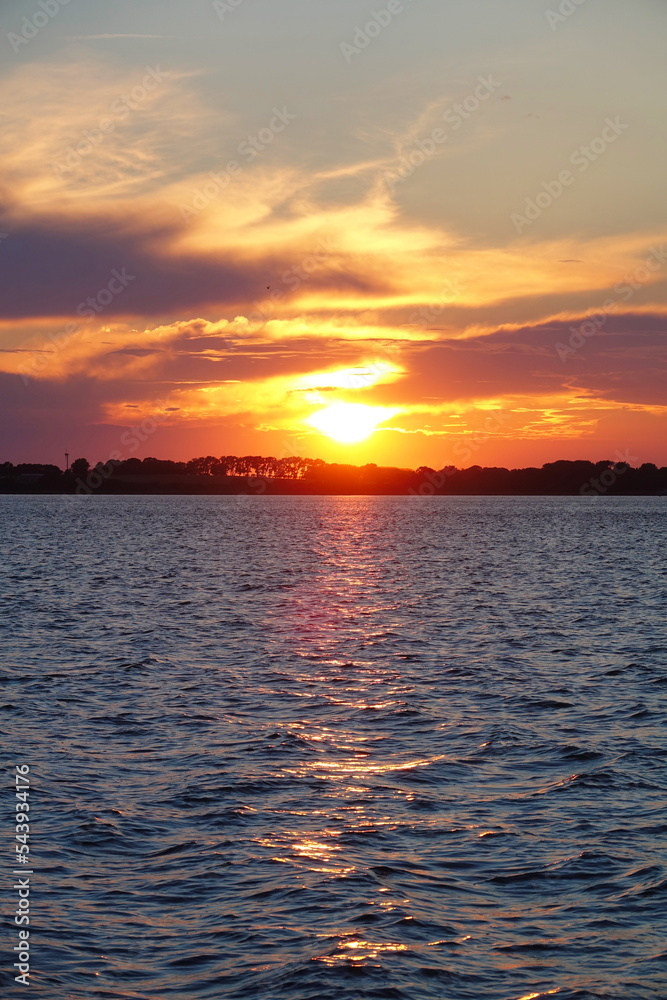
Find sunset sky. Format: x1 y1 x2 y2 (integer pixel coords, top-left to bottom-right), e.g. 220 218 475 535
2 0 666 468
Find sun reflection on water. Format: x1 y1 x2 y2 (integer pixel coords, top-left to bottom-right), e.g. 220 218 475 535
246 502 461 971
313 935 410 966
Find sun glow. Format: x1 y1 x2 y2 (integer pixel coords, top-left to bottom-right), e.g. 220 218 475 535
306 402 397 444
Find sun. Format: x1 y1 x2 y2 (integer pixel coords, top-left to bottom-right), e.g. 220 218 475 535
306 402 396 444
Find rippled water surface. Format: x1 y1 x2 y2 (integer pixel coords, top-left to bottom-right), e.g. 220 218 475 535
2 495 667 1000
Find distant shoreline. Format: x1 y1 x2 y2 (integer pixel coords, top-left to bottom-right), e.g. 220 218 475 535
1 479 665 498
2 458 666 497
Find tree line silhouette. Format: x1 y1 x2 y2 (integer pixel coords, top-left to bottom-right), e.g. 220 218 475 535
1 455 666 495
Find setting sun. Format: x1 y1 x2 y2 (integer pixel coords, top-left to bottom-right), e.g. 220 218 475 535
306 403 397 444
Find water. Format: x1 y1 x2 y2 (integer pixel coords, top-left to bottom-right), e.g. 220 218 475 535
1 495 666 1000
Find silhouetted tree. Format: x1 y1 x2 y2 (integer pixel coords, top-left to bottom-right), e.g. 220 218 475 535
71 458 90 477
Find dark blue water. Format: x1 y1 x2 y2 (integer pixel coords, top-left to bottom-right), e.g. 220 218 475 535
1 495 666 1000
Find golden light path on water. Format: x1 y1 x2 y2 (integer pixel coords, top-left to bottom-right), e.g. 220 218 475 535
249 499 488 972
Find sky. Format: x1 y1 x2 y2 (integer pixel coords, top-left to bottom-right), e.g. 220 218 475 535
1 0 666 469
